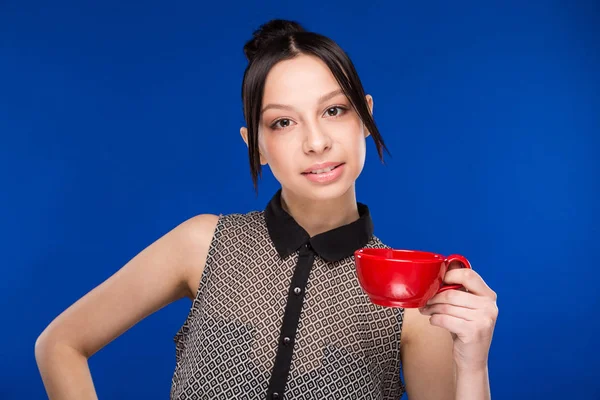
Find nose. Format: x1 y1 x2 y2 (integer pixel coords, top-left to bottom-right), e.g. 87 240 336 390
302 123 332 154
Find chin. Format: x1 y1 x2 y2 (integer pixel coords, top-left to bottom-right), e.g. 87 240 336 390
288 176 357 203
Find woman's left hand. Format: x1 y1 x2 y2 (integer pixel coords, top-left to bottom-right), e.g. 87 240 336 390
419 263 498 373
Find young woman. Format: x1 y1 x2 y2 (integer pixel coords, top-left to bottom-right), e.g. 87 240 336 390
35 19 498 400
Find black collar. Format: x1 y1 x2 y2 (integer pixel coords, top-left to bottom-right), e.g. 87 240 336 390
264 189 374 262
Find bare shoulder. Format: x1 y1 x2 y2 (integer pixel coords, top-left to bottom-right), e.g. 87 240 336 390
181 213 220 299
35 213 220 360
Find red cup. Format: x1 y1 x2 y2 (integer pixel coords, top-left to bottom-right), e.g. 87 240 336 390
354 248 472 308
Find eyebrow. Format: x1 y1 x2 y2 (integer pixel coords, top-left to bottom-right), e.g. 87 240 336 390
261 88 345 115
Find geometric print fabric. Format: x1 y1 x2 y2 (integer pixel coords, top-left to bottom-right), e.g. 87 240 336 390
170 211 406 399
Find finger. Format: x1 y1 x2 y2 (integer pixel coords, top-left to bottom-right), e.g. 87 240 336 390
426 288 484 309
419 303 477 321
443 268 496 299
448 260 466 271
428 313 470 336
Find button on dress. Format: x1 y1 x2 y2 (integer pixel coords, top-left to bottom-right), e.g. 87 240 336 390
170 189 406 399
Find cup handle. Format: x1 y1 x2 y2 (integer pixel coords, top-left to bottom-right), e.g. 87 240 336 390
436 254 472 294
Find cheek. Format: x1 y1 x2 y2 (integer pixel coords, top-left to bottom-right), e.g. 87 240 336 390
258 130 275 160
260 134 293 170
354 137 367 167
345 124 367 172
344 121 367 155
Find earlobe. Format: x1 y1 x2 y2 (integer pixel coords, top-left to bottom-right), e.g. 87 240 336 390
240 127 249 146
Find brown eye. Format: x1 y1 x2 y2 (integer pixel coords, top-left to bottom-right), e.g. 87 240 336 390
324 106 346 118
271 118 295 130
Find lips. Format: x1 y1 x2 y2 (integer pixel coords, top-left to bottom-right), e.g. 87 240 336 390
302 163 345 184
302 162 345 174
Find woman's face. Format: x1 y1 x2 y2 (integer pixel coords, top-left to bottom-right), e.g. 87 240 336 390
242 54 373 202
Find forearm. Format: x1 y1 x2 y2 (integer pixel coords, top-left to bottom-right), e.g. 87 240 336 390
35 341 99 400
455 365 491 400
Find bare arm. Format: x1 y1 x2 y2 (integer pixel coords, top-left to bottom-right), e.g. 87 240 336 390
34 214 219 400
401 308 457 400
401 304 493 400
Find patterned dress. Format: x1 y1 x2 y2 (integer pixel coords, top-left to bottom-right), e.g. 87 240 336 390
171 189 406 399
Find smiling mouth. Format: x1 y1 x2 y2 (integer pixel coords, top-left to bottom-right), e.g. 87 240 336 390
301 163 344 175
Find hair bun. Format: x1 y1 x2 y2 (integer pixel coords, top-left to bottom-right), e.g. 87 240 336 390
243 19 306 62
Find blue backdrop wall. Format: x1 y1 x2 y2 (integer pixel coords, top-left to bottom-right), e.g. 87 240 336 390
1 1 598 399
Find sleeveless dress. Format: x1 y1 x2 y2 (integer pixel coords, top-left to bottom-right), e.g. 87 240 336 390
170 189 406 399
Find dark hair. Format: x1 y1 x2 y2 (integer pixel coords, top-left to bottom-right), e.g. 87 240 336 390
241 19 390 193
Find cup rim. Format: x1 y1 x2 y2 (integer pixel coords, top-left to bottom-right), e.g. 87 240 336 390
354 248 445 263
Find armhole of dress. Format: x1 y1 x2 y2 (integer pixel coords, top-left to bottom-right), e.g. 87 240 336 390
173 213 226 345
397 306 407 392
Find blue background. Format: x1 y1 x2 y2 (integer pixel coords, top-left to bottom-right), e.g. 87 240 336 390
1 1 598 399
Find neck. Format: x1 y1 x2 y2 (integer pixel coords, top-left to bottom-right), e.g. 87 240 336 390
280 185 360 237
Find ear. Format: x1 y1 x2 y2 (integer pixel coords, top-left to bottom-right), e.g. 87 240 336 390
364 94 374 138
240 126 268 165
240 126 249 146
366 94 374 115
